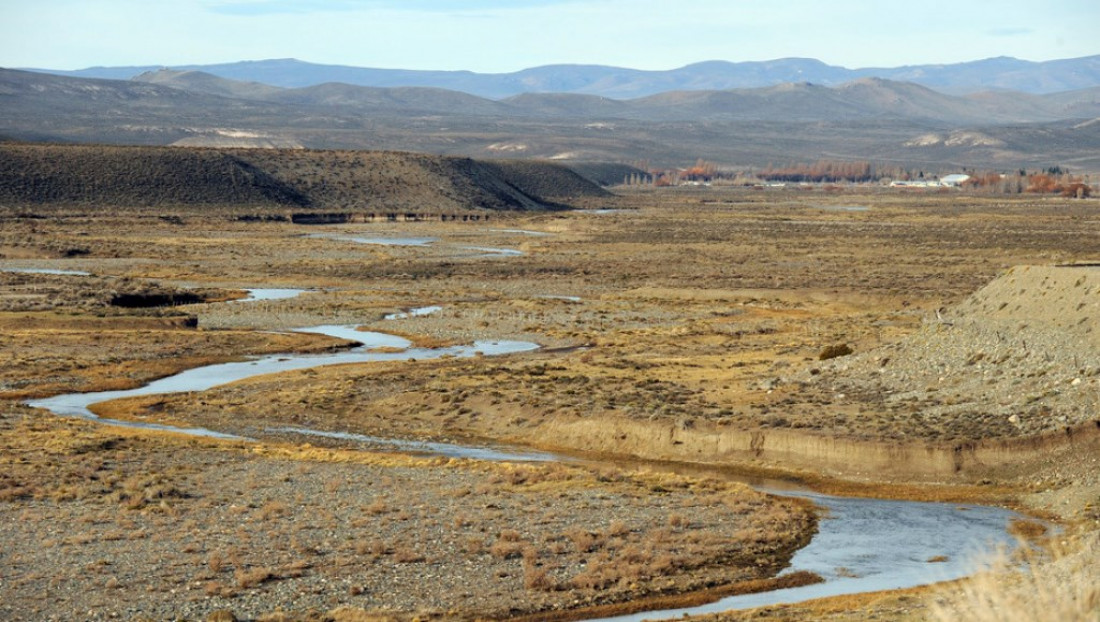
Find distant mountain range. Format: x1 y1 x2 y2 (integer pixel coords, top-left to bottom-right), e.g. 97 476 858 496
7 66 1098 127
2 63 1099 172
27 55 1100 99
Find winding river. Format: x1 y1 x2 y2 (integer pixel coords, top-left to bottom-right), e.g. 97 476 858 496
26 324 537 443
25 321 1023 619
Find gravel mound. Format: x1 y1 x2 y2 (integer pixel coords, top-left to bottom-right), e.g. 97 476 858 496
804 265 1100 441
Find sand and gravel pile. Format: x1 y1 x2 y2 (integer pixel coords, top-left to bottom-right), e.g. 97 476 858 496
804 265 1100 441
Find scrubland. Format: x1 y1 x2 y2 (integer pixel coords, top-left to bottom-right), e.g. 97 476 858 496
1 186 1098 620
0 402 815 621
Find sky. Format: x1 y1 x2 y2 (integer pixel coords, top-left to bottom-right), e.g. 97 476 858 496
2 0 1098 72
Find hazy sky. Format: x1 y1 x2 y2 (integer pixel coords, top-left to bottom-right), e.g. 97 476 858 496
3 0 1098 72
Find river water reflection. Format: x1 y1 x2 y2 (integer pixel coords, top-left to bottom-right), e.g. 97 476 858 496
590 489 1017 621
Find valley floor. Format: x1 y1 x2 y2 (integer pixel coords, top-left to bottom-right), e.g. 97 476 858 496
1 188 1097 620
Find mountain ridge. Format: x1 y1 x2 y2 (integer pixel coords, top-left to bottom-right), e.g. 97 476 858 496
3 68 1099 171
24 54 1100 98
118 68 1100 125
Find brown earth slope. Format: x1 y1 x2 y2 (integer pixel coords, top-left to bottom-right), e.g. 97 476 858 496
0 144 311 207
0 143 608 212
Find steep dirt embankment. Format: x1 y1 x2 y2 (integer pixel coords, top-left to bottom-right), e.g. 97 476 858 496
536 415 1100 482
0 143 608 211
541 266 1100 481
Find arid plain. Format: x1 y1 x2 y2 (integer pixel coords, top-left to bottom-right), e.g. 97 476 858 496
2 186 1098 621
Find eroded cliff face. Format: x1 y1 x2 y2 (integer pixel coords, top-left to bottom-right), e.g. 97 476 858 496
535 414 1100 481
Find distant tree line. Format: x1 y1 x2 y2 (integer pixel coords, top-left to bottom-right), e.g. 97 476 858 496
620 158 1093 197
963 169 1092 197
757 160 875 183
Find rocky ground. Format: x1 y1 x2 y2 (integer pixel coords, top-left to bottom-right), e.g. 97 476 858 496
0 403 814 622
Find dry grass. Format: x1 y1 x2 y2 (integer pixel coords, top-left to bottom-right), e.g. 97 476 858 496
930 532 1100 622
235 566 277 588
0 404 813 620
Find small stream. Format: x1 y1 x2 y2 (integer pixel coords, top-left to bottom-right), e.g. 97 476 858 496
458 246 525 257
233 288 312 302
268 426 556 462
311 234 438 247
309 232 523 257
489 228 551 237
589 490 1017 621
2 267 92 276
26 325 538 446
383 305 443 320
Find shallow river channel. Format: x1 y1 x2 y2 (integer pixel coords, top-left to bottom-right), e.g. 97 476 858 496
26 323 1022 619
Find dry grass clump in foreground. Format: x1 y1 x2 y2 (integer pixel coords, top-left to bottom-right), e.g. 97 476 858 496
929 531 1099 622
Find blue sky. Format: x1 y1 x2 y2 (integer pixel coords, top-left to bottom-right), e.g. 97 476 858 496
3 0 1097 71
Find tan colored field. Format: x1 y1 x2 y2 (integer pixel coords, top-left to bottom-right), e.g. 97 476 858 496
2 187 1098 620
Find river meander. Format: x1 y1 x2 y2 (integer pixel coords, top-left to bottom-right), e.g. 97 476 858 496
24 325 1023 619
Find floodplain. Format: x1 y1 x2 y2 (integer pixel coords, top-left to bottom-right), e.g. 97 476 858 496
2 187 1098 621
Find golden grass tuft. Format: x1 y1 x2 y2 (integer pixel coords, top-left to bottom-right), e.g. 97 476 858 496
327 608 400 622
931 532 1099 622
234 566 277 589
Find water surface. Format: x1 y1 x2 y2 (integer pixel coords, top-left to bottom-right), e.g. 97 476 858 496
2 267 92 276
345 236 437 246
490 229 551 237
27 325 538 439
383 305 443 320
233 288 311 302
537 295 582 302
269 426 557 462
589 490 1018 621
459 246 524 257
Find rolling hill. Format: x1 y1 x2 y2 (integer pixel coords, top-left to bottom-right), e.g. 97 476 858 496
0 143 610 211
126 68 1100 124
